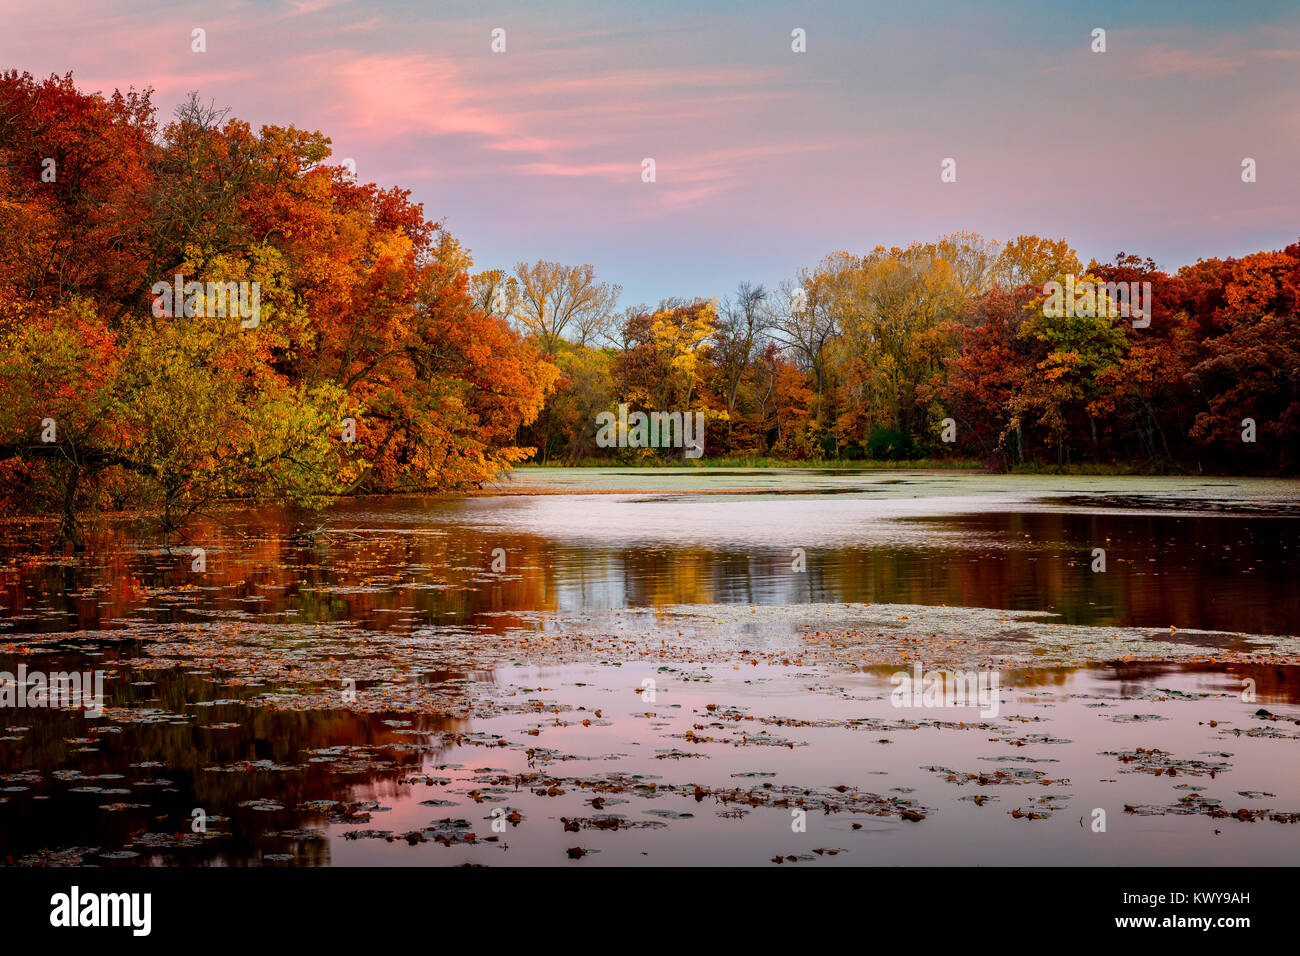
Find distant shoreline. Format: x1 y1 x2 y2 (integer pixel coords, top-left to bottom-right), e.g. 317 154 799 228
511 460 1289 477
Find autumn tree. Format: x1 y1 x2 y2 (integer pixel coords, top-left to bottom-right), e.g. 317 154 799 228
0 72 558 539
994 235 1082 290
833 241 967 451
920 287 1036 467
1006 274 1128 463
1188 244 1300 469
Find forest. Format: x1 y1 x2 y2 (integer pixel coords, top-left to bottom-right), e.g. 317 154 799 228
2 72 1297 541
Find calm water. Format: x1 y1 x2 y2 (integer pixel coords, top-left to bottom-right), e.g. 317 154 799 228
1 471 1298 865
4 483 1298 636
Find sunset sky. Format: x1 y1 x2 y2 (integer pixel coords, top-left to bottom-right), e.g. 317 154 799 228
5 0 1298 305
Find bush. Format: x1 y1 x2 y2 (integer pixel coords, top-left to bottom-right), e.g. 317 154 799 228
866 426 915 461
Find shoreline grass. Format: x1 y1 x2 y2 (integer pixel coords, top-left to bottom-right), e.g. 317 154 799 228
513 458 1227 475
516 457 984 470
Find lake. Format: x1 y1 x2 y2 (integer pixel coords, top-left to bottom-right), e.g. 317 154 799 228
1 469 1298 865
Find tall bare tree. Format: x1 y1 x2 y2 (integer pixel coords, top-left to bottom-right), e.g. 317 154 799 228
713 281 768 448
511 260 621 356
766 270 842 424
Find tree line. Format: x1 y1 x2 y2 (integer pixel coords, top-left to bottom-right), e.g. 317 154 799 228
506 233 1298 474
2 73 1296 542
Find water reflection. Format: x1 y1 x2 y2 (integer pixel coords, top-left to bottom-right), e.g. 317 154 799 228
1 490 1297 865
0 647 468 865
1 496 1295 636
3 652 1297 867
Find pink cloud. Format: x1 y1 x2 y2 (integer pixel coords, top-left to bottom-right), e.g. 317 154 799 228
1141 44 1239 77
323 53 510 140
282 44 802 207
279 0 351 17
